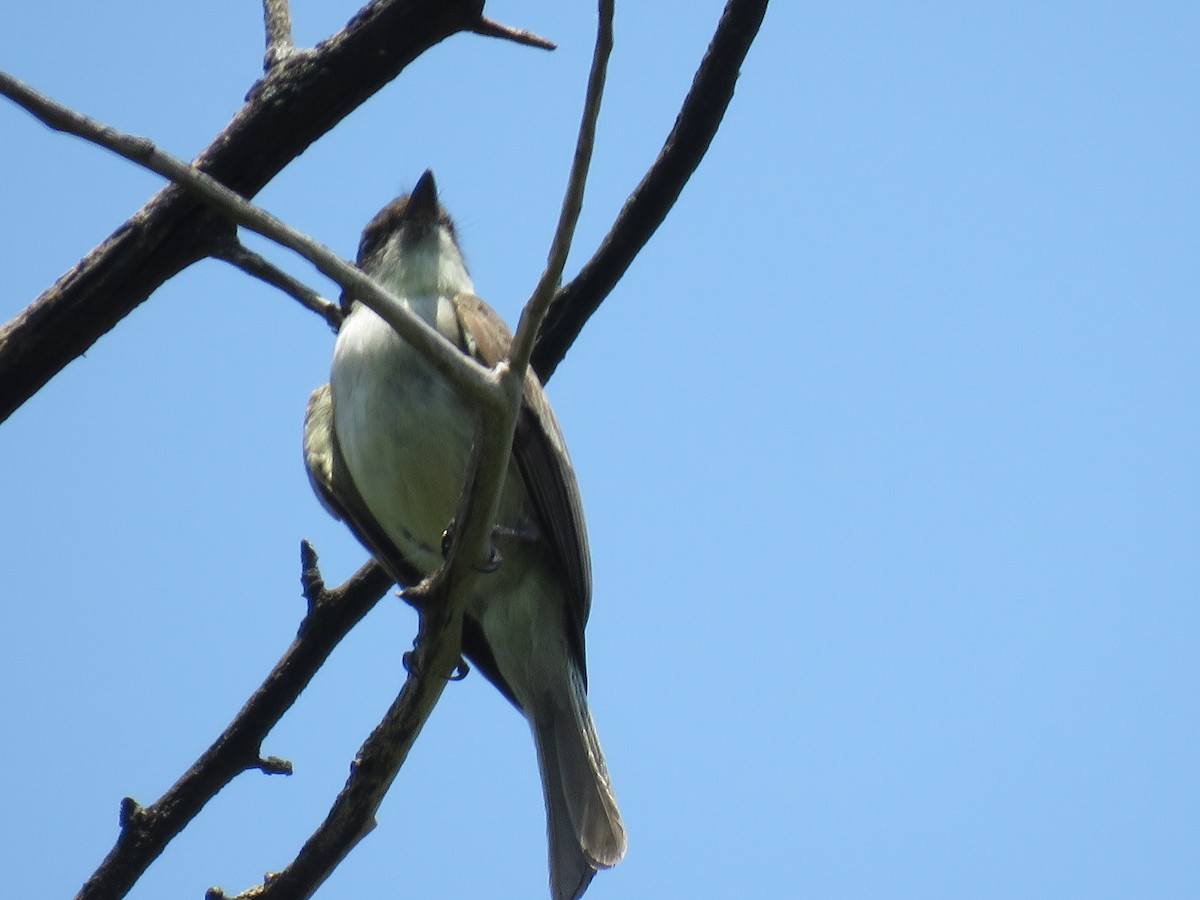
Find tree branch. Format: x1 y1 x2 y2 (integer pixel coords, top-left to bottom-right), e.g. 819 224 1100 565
212 554 471 900
0 0 488 426
217 348 523 900
531 0 769 382
77 545 394 900
470 16 557 51
212 238 342 331
0 59 499 411
262 0 297 70
511 0 613 375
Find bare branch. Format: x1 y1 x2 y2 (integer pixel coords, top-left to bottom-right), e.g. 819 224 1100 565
0 0 490 426
510 0 613 375
255 756 296 777
531 0 769 382
216 582 465 900
213 238 342 331
0 66 498 411
0 70 160 166
77 546 394 900
471 16 557 51
262 0 297 69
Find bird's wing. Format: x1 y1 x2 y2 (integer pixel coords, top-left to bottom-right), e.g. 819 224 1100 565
305 380 521 705
302 382 423 588
453 293 594 674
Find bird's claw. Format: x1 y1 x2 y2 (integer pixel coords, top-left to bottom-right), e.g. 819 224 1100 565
403 649 470 682
478 544 502 573
441 519 503 573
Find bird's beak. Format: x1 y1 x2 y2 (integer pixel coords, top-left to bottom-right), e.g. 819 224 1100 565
406 169 439 223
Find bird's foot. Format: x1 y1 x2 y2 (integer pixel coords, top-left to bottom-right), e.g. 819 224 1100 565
402 648 471 682
440 519 503 573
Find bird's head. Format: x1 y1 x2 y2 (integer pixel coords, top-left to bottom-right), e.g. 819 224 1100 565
351 170 473 306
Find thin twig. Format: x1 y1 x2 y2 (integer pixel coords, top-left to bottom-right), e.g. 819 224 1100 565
214 238 342 331
262 0 296 69
509 0 613 375
0 69 492 406
470 16 557 50
531 0 769 382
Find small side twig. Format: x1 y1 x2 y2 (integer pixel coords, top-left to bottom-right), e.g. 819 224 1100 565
255 756 295 777
214 238 342 331
470 16 557 51
262 0 297 69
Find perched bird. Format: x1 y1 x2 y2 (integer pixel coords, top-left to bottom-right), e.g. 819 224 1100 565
303 170 625 899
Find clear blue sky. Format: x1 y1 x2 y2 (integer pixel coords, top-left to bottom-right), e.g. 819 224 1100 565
3 2 1197 898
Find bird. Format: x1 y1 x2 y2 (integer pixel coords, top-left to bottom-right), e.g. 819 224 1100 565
302 170 626 900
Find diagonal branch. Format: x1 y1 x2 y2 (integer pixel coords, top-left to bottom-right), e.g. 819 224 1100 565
0 0 489 426
531 0 770 382
0 64 497 410
470 16 557 51
77 546 394 900
211 562 467 900
511 0 614 375
262 0 297 69
213 237 342 331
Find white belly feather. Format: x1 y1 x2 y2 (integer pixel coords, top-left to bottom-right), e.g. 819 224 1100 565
331 299 474 574
329 293 556 709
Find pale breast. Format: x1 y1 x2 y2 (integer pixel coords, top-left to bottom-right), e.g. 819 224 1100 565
331 301 475 574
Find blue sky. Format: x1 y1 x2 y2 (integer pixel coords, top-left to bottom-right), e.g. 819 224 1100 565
3 1 1197 898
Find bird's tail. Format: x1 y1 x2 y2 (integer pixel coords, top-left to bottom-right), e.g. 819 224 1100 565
529 664 626 900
